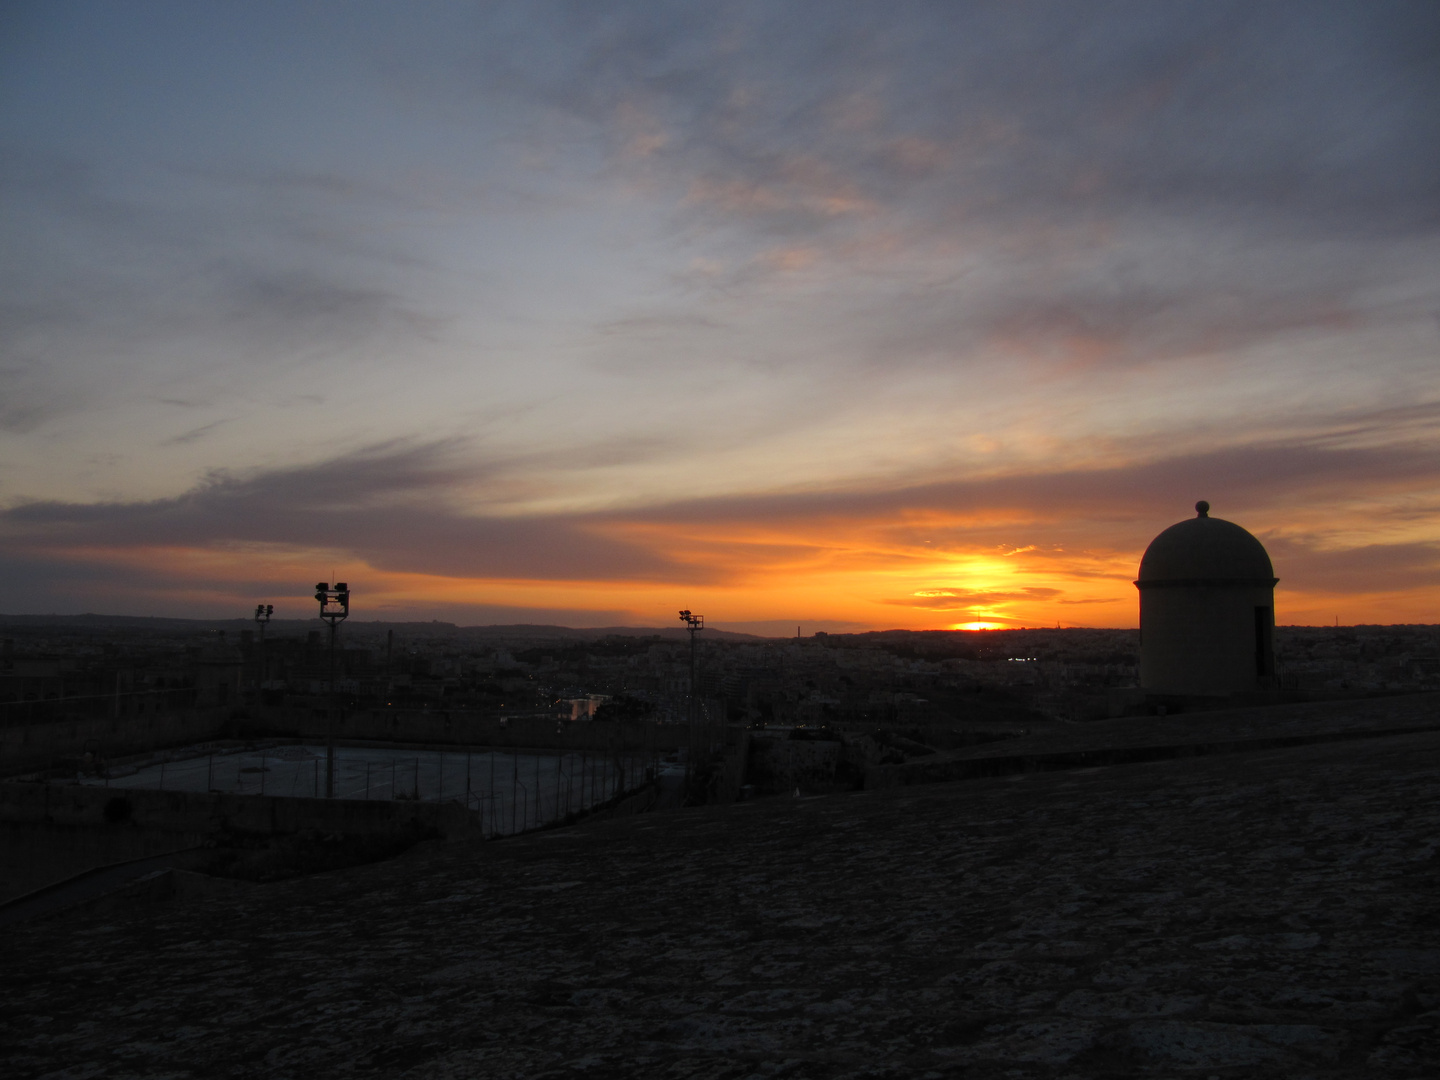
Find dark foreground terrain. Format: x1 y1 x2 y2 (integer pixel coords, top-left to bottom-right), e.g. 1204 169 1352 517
4 702 1439 1078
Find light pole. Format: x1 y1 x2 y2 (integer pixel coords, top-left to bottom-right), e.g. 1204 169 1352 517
253 604 272 718
678 610 703 725
314 582 350 798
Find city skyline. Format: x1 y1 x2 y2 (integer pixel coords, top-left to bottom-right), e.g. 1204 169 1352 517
2 2 1437 634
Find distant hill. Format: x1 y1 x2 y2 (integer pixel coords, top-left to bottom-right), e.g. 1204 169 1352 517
0 613 769 641
447 623 768 642
4 613 1424 641
0 613 274 630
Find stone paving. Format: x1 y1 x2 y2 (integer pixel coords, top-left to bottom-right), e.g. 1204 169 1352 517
865 693 1440 789
4 719 1439 1078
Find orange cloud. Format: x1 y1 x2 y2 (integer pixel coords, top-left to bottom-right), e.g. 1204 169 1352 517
4 436 1437 628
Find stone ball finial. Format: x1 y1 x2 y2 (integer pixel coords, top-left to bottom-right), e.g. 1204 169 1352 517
1196 500 1210 517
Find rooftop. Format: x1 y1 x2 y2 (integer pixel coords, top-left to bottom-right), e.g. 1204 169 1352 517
1137 502 1276 585
5 695 1439 1077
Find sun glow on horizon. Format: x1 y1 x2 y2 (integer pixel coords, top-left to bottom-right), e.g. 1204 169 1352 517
6 529 1437 629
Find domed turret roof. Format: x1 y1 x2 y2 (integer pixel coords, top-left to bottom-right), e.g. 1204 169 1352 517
1137 501 1276 585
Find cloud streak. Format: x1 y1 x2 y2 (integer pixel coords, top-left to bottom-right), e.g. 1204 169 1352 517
3 419 1437 624
2 442 687 584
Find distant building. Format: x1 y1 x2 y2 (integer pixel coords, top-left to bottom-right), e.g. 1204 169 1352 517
1136 501 1278 696
192 636 244 709
562 694 610 721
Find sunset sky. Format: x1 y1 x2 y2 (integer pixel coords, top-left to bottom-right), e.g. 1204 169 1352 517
2 2 1437 633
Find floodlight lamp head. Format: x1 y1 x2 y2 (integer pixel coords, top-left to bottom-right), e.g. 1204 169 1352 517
335 582 348 592
316 582 329 591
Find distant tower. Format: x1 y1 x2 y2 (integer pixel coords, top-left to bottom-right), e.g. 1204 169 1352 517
1136 501 1278 696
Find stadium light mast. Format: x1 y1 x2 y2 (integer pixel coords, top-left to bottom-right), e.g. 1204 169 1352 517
315 582 350 798
253 603 273 715
678 610 703 725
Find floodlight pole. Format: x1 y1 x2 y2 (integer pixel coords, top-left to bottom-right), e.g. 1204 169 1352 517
678 610 704 725
314 582 351 798
253 604 272 718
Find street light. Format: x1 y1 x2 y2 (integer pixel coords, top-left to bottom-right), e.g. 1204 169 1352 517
678 610 703 725
253 604 273 717
314 582 350 798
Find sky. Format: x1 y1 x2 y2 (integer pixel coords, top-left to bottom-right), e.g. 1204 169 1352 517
1 1 1437 633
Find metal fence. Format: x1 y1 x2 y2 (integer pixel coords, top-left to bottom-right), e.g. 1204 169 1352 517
67 743 665 837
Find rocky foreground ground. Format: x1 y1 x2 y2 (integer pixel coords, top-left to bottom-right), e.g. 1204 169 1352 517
4 697 1439 1079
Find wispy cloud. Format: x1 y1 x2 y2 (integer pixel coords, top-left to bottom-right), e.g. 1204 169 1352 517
889 587 1064 611
1 441 687 583
160 419 231 446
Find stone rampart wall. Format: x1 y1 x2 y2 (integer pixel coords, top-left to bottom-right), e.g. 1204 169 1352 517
862 718 1440 789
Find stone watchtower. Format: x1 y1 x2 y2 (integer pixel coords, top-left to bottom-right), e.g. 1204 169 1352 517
1136 501 1278 697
